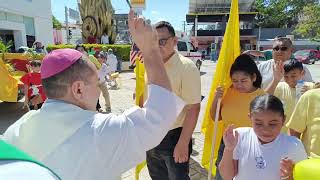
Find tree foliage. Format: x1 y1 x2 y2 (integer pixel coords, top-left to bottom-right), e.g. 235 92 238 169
0 40 13 60
254 0 318 28
52 16 62 29
293 4 320 40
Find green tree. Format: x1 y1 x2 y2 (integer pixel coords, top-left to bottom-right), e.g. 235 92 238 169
294 4 320 40
254 0 318 28
0 40 13 61
52 16 62 29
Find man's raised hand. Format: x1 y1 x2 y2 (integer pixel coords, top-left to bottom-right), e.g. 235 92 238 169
128 9 159 54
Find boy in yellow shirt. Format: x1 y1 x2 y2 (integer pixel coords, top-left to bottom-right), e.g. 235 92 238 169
272 59 315 132
286 89 320 158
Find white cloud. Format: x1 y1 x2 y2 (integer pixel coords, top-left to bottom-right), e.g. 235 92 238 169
151 10 159 15
156 17 167 21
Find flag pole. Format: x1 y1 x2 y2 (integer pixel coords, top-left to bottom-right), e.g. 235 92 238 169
207 98 222 180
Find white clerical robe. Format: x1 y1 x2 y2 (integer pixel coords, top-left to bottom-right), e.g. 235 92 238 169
3 85 185 180
0 161 58 180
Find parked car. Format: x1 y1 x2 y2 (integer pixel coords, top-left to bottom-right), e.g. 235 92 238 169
293 50 317 64
176 39 203 70
310 49 320 61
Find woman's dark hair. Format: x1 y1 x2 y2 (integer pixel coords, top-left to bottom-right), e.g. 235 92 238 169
250 94 285 119
75 44 87 52
30 60 41 67
230 54 262 88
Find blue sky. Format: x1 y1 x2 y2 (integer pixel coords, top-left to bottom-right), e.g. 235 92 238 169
51 0 189 31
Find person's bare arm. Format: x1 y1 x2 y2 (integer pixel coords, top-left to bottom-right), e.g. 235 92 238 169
23 85 29 108
210 87 223 119
289 129 301 139
219 125 239 179
243 50 264 57
173 104 200 163
219 150 238 180
280 158 294 180
265 61 284 94
265 78 280 94
128 10 171 92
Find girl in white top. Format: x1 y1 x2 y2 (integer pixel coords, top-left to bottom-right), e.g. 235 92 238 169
219 94 307 180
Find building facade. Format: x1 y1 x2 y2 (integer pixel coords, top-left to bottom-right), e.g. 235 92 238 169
0 0 53 51
187 0 257 55
114 14 130 44
186 0 319 56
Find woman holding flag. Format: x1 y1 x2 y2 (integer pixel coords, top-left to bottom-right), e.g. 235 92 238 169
210 54 265 179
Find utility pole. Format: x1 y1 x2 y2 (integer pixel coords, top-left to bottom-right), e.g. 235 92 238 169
257 26 261 50
182 21 186 33
65 6 70 44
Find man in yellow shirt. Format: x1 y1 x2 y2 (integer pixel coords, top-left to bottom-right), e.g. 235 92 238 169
287 89 320 158
145 21 201 180
273 59 315 132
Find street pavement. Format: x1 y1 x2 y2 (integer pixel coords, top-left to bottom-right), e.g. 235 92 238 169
0 60 319 180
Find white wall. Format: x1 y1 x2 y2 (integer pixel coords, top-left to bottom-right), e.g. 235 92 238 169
0 0 53 46
34 17 54 46
13 30 27 48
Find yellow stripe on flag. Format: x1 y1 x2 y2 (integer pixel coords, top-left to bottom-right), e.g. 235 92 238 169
201 0 240 176
0 59 18 102
134 59 145 105
134 59 147 180
135 161 146 180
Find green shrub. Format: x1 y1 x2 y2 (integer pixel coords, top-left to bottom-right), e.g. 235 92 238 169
46 44 75 52
46 44 131 61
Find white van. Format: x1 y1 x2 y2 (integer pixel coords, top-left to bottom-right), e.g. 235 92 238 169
176 40 203 70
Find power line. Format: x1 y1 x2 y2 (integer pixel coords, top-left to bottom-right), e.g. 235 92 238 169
125 0 132 8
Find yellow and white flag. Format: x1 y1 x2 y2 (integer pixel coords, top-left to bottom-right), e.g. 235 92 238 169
201 0 240 176
0 58 18 102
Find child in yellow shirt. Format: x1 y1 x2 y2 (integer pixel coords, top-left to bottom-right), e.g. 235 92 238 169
210 54 265 180
272 59 315 132
287 89 320 158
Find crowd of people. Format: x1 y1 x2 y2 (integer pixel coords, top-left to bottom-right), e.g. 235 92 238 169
0 9 319 180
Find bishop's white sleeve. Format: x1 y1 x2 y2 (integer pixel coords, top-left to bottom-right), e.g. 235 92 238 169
92 84 185 175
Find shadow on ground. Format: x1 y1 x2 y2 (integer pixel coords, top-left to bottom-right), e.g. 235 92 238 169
189 151 210 180
0 102 26 134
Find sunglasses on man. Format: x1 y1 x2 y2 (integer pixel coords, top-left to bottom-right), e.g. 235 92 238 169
273 46 288 52
159 36 173 46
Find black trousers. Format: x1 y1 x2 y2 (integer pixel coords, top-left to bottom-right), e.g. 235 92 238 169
146 127 192 180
